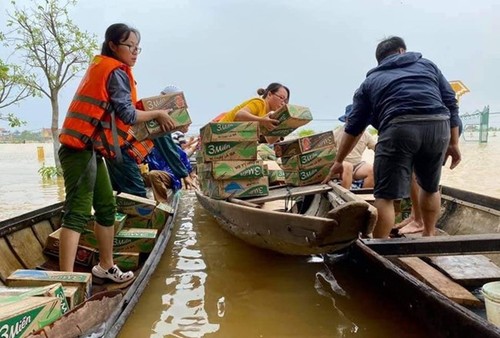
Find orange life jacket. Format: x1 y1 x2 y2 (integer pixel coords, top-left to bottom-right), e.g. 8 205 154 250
124 100 154 163
59 55 137 159
124 135 155 164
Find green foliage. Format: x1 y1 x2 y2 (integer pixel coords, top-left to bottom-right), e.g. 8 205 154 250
297 128 316 137
38 163 62 179
0 112 27 127
5 0 98 166
6 0 98 98
0 58 40 113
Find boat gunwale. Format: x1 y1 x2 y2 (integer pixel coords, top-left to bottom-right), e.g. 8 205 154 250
103 192 181 337
195 190 339 223
0 202 64 237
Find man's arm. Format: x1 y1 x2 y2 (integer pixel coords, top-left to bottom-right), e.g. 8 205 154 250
322 131 362 184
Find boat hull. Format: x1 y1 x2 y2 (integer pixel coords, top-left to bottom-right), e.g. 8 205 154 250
195 184 376 255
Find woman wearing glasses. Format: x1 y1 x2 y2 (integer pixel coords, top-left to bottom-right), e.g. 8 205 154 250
219 83 290 136
58 23 175 283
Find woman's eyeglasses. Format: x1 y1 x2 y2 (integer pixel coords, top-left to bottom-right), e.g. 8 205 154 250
118 43 142 54
273 92 288 102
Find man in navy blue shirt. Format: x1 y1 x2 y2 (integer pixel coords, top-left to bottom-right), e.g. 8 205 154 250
323 36 462 238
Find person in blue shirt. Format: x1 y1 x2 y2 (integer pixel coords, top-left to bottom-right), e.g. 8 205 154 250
323 36 462 238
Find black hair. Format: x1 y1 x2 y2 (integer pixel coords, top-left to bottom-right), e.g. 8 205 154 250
101 23 141 57
257 82 290 102
375 36 406 64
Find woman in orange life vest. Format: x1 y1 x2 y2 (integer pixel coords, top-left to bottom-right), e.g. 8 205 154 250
58 23 175 282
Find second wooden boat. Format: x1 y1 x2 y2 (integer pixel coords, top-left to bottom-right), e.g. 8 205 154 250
337 186 500 338
195 183 377 255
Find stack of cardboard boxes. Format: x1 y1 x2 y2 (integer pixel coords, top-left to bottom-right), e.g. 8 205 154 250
197 121 269 199
274 131 337 186
0 282 76 337
131 91 192 141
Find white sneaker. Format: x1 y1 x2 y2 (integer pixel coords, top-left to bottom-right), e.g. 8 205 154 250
92 264 134 283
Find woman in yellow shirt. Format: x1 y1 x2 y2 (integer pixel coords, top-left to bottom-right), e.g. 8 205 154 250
219 83 290 133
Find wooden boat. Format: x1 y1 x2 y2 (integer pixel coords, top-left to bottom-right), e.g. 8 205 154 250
195 182 377 255
0 192 179 338
334 186 500 338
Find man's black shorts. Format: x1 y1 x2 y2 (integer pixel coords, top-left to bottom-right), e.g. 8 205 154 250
374 119 450 199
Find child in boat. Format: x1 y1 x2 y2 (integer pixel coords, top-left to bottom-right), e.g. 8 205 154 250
218 82 290 144
58 23 175 282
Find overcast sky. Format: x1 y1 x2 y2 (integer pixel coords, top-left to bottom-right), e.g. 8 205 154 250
1 0 499 132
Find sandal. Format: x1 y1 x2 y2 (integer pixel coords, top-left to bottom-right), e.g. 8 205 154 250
92 264 134 283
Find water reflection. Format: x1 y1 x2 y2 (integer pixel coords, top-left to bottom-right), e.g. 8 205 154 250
151 193 220 338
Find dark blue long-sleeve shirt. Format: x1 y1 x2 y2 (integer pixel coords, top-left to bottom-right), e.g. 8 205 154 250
346 52 461 136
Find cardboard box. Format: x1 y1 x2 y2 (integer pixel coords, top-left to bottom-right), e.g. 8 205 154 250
131 108 192 141
0 296 62 338
202 160 264 180
140 92 187 111
45 229 97 266
260 104 313 136
63 286 80 310
202 176 269 199
116 193 157 219
280 146 336 170
150 203 174 230
113 228 157 253
123 215 151 229
93 252 140 271
131 92 192 141
0 283 69 315
257 143 277 161
6 270 92 302
200 122 259 142
284 164 332 186
263 160 286 185
274 131 335 158
85 212 127 234
201 141 257 161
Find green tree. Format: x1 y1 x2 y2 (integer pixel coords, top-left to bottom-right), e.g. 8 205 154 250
5 0 97 166
0 58 38 127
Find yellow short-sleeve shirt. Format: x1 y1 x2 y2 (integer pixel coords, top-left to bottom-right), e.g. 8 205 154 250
219 97 266 122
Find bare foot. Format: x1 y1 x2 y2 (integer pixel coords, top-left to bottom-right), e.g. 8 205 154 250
398 220 424 235
393 216 414 230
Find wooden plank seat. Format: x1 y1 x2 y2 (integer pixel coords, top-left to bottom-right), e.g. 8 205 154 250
426 255 500 287
397 257 482 308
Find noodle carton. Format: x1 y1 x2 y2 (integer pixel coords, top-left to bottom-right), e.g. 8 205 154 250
201 141 258 161
203 160 265 180
284 164 331 186
131 92 192 141
280 146 336 170
260 104 313 136
203 176 269 199
113 228 157 253
200 122 259 142
116 193 157 219
6 270 91 302
274 131 335 158
45 228 97 266
0 296 62 338
0 283 69 315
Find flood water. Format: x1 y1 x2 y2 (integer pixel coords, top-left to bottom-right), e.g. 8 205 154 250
0 136 499 337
